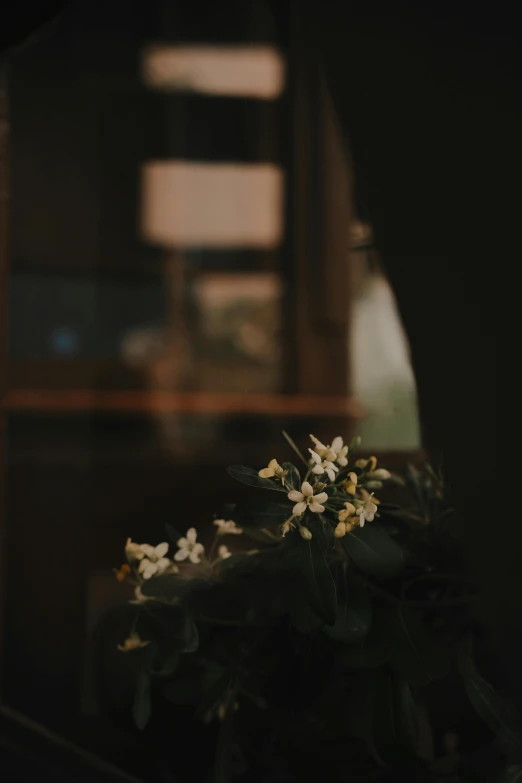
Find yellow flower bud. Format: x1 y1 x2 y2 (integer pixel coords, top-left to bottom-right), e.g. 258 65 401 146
258 459 285 479
114 563 131 582
371 469 391 480
334 521 347 538
343 502 356 516
365 480 383 490
367 456 377 472
299 526 312 540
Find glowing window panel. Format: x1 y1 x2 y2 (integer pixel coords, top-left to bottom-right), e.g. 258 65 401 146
141 161 284 249
142 44 285 99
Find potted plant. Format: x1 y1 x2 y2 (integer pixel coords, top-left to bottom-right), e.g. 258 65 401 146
107 432 522 782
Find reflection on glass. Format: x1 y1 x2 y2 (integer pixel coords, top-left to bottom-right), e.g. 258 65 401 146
141 161 284 249
141 44 285 99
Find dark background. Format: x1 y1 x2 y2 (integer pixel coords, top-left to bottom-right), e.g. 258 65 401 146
0 0 515 777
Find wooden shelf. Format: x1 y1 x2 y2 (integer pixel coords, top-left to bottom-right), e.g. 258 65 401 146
5 389 364 417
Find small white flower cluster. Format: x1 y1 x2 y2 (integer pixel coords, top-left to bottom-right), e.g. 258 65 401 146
125 539 178 580
119 520 242 651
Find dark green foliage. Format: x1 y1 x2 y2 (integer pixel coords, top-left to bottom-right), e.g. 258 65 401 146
115 445 517 783
343 523 404 579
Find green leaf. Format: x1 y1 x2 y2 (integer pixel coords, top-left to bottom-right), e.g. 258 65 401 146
287 579 324 633
226 465 287 492
343 524 404 579
460 662 522 757
373 671 420 763
310 515 335 555
152 651 179 677
325 493 352 510
241 526 278 544
324 572 372 644
390 606 450 687
339 625 393 669
349 435 362 452
281 462 301 491
132 643 157 730
140 573 211 601
164 677 200 705
142 601 199 653
301 538 337 625
232 497 291 529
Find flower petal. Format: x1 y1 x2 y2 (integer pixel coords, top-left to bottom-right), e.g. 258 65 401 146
288 489 304 502
258 467 275 478
326 468 336 482
312 464 324 475
337 455 348 467
189 544 204 564
309 502 325 514
177 537 188 549
310 434 326 451
142 561 157 579
301 481 314 497
312 492 328 504
156 557 171 572
174 547 189 562
155 542 169 558
308 449 321 464
331 436 343 452
293 501 307 516
186 528 197 544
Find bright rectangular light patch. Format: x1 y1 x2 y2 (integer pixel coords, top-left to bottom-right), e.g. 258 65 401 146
142 45 285 99
141 161 284 249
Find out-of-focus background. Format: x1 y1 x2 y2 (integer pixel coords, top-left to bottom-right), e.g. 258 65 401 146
2 0 421 752
1 0 512 778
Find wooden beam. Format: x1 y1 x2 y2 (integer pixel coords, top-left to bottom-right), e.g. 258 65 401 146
5 389 364 418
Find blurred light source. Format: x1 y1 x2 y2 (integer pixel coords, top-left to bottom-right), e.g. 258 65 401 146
49 327 80 357
141 44 285 99
141 162 284 249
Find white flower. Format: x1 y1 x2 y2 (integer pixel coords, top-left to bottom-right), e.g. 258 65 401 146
136 542 172 580
330 436 349 466
213 519 243 536
218 545 232 560
117 630 150 653
258 458 285 479
356 493 378 527
175 528 205 563
309 434 348 466
287 481 328 516
125 537 145 562
308 448 339 482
